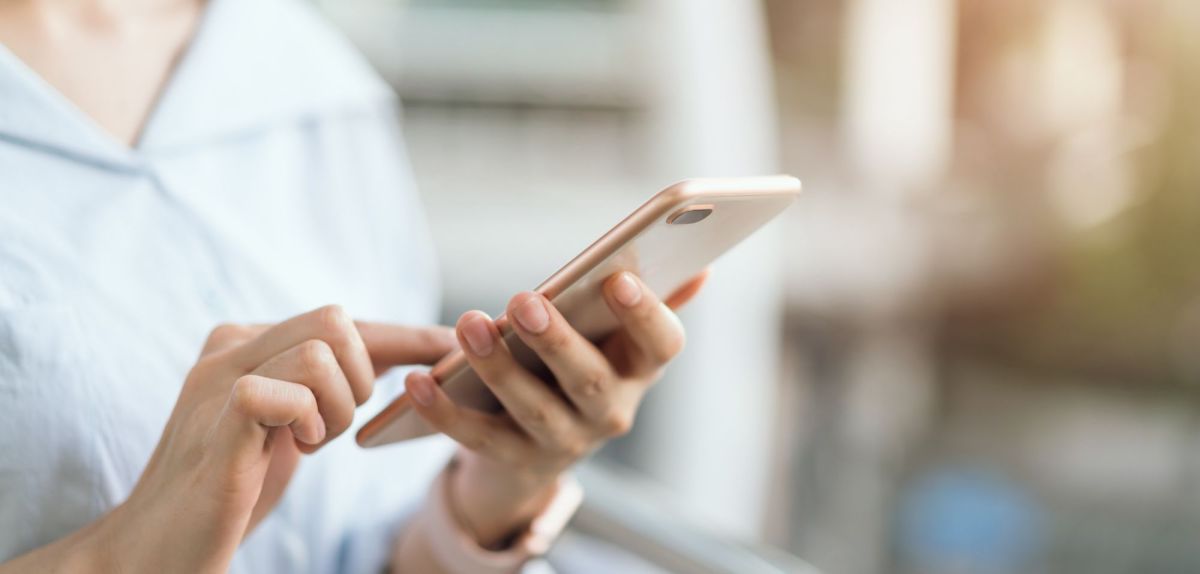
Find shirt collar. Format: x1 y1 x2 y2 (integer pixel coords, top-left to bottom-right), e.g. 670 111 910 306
0 0 393 168
0 46 135 169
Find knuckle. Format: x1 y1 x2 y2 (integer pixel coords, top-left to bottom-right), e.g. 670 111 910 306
539 329 571 355
230 376 262 413
416 328 438 348
211 322 247 337
461 432 492 452
480 368 510 388
666 330 687 360
315 304 353 340
643 366 667 385
522 405 552 427
492 447 522 466
600 409 634 437
297 339 336 376
206 322 249 347
188 355 223 382
561 439 591 459
651 327 686 364
578 370 607 397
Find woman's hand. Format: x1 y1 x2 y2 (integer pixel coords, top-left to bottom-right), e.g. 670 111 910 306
2 306 454 574
404 271 706 547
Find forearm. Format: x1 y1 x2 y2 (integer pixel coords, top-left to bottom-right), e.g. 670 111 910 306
2 492 233 574
391 516 440 574
0 506 121 574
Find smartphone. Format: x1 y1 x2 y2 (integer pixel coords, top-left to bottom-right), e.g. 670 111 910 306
357 176 802 448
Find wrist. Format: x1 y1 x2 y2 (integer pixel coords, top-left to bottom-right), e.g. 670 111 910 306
394 458 582 573
57 503 130 573
94 484 232 574
452 451 562 548
460 449 561 494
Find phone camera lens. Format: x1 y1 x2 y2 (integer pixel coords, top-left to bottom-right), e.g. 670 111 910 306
667 206 713 225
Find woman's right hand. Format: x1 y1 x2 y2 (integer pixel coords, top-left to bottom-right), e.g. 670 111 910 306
2 305 455 574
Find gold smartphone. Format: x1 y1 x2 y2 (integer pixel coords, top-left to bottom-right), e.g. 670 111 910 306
357 176 802 447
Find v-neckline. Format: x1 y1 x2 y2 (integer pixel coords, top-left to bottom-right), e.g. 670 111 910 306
0 0 395 168
0 0 216 158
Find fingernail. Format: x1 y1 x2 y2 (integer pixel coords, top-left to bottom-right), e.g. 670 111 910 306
461 314 495 356
612 272 643 307
513 295 550 334
407 374 435 407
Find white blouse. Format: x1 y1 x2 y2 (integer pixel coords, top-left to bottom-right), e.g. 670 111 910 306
0 0 455 571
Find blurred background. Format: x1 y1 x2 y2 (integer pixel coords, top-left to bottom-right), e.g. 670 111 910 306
318 0 1200 572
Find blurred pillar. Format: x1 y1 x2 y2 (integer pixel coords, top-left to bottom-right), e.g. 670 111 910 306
843 0 956 191
816 0 956 573
630 0 782 541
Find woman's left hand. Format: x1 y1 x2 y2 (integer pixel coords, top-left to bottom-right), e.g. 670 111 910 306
404 270 706 546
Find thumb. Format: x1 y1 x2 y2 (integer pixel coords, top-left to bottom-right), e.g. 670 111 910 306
355 322 458 374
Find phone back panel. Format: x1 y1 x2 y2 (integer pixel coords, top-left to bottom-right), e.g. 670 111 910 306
358 177 800 447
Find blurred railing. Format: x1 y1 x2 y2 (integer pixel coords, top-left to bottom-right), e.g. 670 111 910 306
548 462 820 574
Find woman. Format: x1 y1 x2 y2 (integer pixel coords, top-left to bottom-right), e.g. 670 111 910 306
0 0 699 571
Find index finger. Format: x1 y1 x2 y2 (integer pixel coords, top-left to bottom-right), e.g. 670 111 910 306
226 322 454 373
663 269 710 310
233 305 376 404
201 323 268 356
355 322 457 375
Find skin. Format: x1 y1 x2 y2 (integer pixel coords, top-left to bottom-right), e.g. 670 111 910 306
0 306 458 573
397 271 706 563
0 278 703 573
0 0 709 570
0 0 203 146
